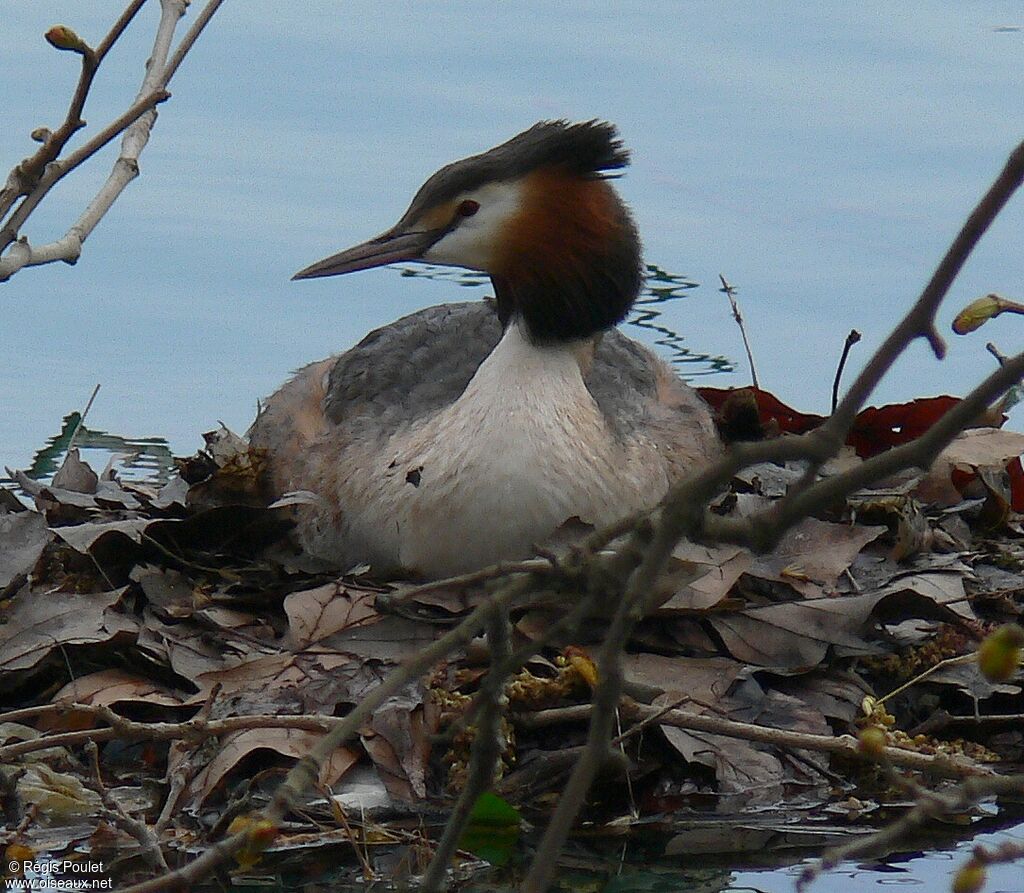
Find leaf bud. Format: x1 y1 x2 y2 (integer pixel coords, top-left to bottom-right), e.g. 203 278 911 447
45 25 89 54
952 860 986 893
952 294 1004 335
857 725 887 758
977 623 1024 683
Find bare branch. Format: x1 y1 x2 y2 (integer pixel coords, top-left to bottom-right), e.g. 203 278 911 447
0 0 224 281
0 1 147 221
719 273 759 389
520 699 992 780
797 773 1024 891
0 705 345 762
826 140 1024 440
422 605 512 890
831 329 861 413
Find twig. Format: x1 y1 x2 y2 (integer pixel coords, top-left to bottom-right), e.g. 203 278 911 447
422 605 512 891
831 329 861 413
719 274 759 389
517 699 990 780
987 341 1007 365
383 557 556 605
66 383 101 453
0 0 147 221
969 838 1024 878
0 706 345 762
875 653 976 708
797 773 1024 891
154 744 193 836
0 0 224 280
161 0 225 85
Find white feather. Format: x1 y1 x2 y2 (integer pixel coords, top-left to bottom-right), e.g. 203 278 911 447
313 320 669 577
422 180 524 271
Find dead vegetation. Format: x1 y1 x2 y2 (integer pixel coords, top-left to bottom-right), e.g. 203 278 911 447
2 360 1024 890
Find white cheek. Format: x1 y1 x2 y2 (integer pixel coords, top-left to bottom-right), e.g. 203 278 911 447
423 180 523 270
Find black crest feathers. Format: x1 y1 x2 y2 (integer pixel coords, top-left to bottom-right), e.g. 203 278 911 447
402 120 630 223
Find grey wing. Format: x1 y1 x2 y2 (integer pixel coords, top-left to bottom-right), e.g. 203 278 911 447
588 331 721 474
249 302 502 496
322 301 502 443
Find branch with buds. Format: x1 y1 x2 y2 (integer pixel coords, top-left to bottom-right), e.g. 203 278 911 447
0 0 224 282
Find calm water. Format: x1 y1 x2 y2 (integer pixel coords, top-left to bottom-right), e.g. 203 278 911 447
198 820 1024 892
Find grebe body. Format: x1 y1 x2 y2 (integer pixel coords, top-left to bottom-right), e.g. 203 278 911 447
249 122 721 578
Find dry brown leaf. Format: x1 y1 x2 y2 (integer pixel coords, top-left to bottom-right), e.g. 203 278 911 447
916 427 1024 507
745 519 887 597
621 654 744 704
187 651 389 720
0 510 50 588
132 565 197 619
361 684 432 802
51 448 98 494
0 588 137 676
709 594 889 668
775 673 871 723
191 653 311 704
151 475 189 510
50 669 184 712
658 684 830 807
733 462 804 498
662 543 753 612
52 518 149 553
93 481 142 510
283 582 382 649
17 763 103 820
138 611 242 684
184 728 360 806
875 569 974 620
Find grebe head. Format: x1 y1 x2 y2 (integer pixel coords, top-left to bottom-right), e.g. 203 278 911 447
293 120 643 342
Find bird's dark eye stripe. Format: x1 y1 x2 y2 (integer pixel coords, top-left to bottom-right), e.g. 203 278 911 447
457 199 480 217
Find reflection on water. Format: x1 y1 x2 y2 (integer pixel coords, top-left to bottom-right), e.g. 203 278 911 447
635 264 734 376
396 262 735 375
1 412 176 488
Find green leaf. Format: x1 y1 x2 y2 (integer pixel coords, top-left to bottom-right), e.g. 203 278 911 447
457 792 521 866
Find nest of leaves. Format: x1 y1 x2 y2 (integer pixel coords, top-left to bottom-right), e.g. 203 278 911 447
1 393 1023 884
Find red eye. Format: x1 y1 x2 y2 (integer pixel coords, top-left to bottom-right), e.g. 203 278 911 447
458 199 480 217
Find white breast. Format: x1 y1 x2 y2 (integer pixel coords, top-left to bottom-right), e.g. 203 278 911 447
313 320 670 577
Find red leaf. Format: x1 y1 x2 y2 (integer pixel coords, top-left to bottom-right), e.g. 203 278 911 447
847 396 962 458
699 387 1023 506
697 387 823 440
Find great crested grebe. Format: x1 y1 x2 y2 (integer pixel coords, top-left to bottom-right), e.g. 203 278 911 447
249 121 721 578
